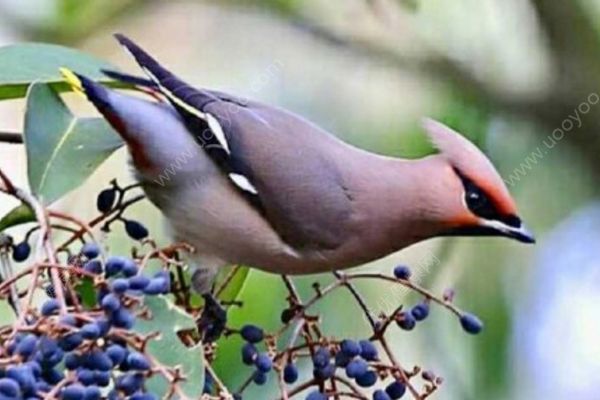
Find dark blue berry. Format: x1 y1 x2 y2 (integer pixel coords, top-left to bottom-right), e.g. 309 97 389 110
87 351 113 371
312 347 330 369
111 308 135 329
356 370 378 387
143 278 169 295
130 394 158 400
96 189 116 213
359 340 378 361
6 366 35 394
127 352 151 370
83 260 103 275
42 368 64 385
15 334 37 358
397 313 416 331
255 353 272 373
65 353 80 370
106 344 127 365
101 293 121 312
124 220 149 240
105 257 124 276
306 391 327 400
96 318 111 336
122 259 138 277
62 384 85 400
241 343 257 365
116 373 144 395
111 279 129 294
41 299 60 316
81 243 101 259
313 363 335 380
93 371 110 387
335 352 351 367
59 315 78 327
411 303 429 321
253 371 267 385
12 241 31 262
385 381 406 399
283 363 298 384
0 378 21 397
340 339 361 358
128 275 150 290
460 313 483 334
80 323 101 340
240 325 264 343
346 358 368 378
59 333 83 351
83 386 101 400
393 265 411 280
374 389 392 400
76 369 95 386
203 371 214 394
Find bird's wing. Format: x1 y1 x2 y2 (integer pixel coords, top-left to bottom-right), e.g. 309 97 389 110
114 34 353 250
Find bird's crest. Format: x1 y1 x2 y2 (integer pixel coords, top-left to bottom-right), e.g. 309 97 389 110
422 118 516 215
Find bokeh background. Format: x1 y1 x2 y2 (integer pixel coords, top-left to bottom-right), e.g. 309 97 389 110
1 1 599 399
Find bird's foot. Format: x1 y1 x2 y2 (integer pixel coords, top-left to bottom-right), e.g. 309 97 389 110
197 293 227 343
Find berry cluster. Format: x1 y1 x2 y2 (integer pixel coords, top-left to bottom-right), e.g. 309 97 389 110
0 242 171 400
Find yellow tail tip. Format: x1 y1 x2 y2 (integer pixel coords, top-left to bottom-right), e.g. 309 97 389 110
59 67 85 97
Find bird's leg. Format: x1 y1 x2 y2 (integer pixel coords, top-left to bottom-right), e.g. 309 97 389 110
193 267 227 342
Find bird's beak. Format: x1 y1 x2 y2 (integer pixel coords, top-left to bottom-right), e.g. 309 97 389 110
480 219 536 244
441 219 536 244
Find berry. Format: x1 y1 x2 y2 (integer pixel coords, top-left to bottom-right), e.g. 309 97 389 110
241 343 257 365
96 189 116 213
83 386 101 400
0 378 21 398
460 313 483 334
385 381 406 399
313 363 335 380
101 293 121 312
106 344 127 365
124 220 149 240
111 278 129 294
203 371 214 394
115 373 144 395
76 369 95 386
81 243 101 259
411 303 429 321
346 359 368 378
42 368 64 385
130 394 158 400
96 318 111 336
312 347 330 369
253 371 267 385
335 352 351 367
283 363 298 384
240 325 264 343
306 391 327 400
87 351 113 371
6 366 35 394
397 313 416 331
15 334 37 358
255 353 272 373
80 323 101 340
65 353 80 370
143 278 169 295
83 260 103 275
374 390 392 400
356 370 378 387
129 275 150 290
340 339 361 358
59 333 83 351
127 352 151 370
12 241 31 262
62 384 86 400
111 308 135 329
94 371 110 387
105 257 125 276
122 259 138 277
41 299 60 316
359 340 378 361
393 265 411 280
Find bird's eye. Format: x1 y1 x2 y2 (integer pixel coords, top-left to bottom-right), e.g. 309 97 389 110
458 174 499 220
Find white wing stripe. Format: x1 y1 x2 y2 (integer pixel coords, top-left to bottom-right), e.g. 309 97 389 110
229 173 258 195
206 113 231 154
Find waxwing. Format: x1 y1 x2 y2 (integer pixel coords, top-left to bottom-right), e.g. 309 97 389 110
62 34 534 294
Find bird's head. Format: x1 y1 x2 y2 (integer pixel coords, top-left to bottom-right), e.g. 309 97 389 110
422 118 535 244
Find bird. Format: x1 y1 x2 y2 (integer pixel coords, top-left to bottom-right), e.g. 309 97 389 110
61 34 535 296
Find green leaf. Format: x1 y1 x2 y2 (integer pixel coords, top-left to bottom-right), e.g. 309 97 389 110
75 277 96 309
24 82 123 204
0 43 121 100
217 266 251 303
0 204 35 232
137 296 204 399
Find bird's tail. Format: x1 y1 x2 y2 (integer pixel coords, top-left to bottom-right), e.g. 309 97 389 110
113 33 219 115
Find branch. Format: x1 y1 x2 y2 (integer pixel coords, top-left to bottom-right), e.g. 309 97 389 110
0 132 23 144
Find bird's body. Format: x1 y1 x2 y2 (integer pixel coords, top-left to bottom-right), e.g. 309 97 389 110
62 35 534 292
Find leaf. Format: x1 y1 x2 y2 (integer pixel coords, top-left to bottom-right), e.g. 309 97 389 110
24 82 123 204
0 204 35 232
75 277 96 309
0 43 120 100
137 296 204 399
216 266 251 303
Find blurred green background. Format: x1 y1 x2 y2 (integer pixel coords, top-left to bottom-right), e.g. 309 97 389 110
1 0 599 399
